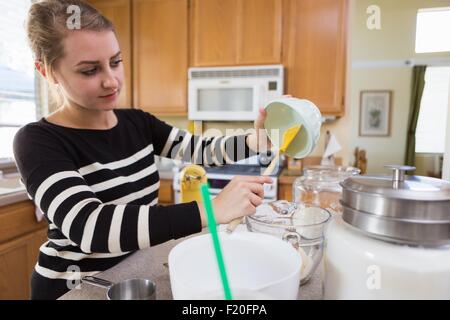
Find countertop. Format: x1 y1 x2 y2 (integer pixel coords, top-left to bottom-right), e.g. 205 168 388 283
0 190 29 207
59 225 324 300
0 172 28 207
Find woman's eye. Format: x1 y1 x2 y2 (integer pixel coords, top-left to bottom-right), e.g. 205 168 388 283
111 59 123 67
81 68 97 76
80 60 122 75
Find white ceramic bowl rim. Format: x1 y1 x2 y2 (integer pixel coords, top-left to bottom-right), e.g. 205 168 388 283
168 232 302 293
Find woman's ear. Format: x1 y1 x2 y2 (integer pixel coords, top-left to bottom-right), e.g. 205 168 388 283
35 60 46 78
35 60 60 85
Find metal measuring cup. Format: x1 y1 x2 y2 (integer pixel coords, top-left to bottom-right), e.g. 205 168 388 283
82 276 156 300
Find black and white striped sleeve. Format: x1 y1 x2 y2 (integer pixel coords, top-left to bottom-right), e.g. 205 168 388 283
13 125 202 254
143 111 257 166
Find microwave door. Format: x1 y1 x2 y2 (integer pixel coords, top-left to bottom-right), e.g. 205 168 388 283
188 81 259 121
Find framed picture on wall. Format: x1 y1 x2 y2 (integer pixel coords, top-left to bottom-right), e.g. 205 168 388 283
359 90 392 137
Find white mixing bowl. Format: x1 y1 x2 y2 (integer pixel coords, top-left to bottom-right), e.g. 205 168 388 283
168 231 302 300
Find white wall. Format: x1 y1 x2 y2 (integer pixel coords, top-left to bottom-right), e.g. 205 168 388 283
345 0 450 174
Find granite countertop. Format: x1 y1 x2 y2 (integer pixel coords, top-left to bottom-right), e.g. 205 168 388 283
0 172 28 207
59 225 324 300
0 191 29 207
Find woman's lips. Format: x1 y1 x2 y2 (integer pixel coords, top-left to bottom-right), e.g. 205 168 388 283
99 91 118 100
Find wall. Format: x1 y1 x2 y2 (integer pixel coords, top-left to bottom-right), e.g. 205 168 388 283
339 0 450 173
347 0 450 173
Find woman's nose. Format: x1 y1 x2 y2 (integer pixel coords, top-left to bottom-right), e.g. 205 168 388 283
101 69 119 89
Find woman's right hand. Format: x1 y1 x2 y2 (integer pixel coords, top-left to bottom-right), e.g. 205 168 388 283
198 175 273 227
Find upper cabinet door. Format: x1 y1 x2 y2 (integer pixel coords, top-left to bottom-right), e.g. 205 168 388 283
190 0 282 66
190 0 239 66
283 0 348 116
237 0 282 65
133 0 188 115
88 0 132 108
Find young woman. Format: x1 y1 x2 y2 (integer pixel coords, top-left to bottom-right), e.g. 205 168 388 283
13 0 273 299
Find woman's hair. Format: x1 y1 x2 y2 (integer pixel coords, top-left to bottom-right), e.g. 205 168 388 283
26 0 115 105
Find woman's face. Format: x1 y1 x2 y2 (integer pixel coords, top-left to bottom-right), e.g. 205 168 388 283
52 30 124 111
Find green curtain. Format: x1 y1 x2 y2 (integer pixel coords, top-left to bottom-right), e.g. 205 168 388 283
405 66 427 167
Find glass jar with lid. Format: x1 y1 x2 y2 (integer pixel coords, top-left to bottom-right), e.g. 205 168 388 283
293 165 360 214
246 200 331 285
324 165 450 299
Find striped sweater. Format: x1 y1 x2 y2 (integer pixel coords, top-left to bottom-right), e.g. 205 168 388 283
12 108 255 299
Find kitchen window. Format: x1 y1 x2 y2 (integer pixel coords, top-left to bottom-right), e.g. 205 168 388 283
0 0 45 162
415 7 450 53
415 66 450 154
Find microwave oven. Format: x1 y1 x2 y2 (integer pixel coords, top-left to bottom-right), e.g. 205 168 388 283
188 65 284 121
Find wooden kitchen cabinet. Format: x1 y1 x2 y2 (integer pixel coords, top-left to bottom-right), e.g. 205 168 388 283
87 0 346 116
0 201 47 300
278 183 293 202
133 0 188 115
282 0 348 116
0 201 46 244
190 0 238 66
158 179 174 205
190 0 282 66
238 0 282 65
88 0 133 108
278 171 296 202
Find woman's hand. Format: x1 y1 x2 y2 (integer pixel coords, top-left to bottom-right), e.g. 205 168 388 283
198 175 273 227
247 95 292 153
247 107 272 153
